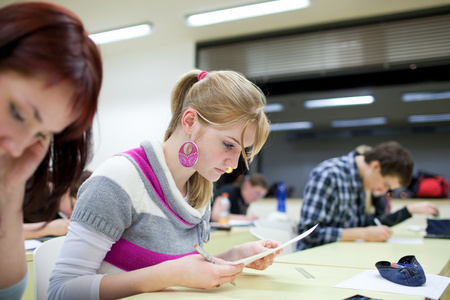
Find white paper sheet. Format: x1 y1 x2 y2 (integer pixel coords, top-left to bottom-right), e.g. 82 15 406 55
387 238 423 244
335 269 450 300
25 239 43 251
229 223 318 265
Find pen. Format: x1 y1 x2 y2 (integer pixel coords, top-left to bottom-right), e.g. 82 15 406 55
58 210 69 220
194 244 236 286
374 218 382 227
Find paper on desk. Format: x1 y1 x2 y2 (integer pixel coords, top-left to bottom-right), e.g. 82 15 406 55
387 238 423 244
335 269 450 300
25 239 43 251
210 220 254 227
229 223 319 265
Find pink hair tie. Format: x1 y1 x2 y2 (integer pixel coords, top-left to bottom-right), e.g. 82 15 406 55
198 71 209 81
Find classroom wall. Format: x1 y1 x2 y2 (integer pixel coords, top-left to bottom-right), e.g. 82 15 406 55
261 131 450 198
86 41 449 198
84 26 449 199
87 41 196 169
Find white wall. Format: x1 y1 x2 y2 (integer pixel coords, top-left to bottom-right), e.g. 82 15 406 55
87 41 195 170
86 40 450 199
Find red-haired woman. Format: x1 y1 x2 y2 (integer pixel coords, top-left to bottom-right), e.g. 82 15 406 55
0 2 102 299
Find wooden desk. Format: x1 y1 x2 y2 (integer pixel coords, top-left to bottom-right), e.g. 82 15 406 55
123 262 423 300
276 239 450 275
26 199 450 300
23 251 34 300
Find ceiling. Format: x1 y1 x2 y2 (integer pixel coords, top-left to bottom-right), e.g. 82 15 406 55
2 0 450 52
2 0 450 136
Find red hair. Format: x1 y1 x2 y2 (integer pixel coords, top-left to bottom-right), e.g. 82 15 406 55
0 2 103 221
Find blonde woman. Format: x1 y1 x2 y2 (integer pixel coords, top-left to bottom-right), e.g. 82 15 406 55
49 70 282 299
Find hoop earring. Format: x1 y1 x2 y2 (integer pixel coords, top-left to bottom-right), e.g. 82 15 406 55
178 141 199 167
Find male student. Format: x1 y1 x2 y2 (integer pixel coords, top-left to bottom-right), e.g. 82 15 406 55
297 141 439 250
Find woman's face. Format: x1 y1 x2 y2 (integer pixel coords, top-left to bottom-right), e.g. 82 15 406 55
0 70 78 158
193 121 256 183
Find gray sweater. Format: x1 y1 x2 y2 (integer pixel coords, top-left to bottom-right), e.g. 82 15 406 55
71 140 211 273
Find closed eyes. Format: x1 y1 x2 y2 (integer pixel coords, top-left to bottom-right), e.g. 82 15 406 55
9 102 24 122
224 142 235 149
9 102 49 140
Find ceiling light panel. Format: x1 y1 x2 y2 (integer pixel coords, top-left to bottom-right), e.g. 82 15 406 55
331 117 387 128
186 0 310 27
402 91 450 102
264 103 284 113
408 113 450 123
90 24 152 45
270 121 312 131
304 95 374 109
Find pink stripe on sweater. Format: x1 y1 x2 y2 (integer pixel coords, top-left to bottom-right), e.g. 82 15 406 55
104 238 195 271
124 147 193 226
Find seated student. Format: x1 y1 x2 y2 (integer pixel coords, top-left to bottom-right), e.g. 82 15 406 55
355 145 439 226
297 141 439 251
0 2 102 299
49 70 283 299
211 173 268 222
23 171 92 239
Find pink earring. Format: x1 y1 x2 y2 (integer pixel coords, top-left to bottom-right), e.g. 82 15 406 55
178 141 199 167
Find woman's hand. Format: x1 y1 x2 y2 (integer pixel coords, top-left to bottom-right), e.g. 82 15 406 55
170 254 244 289
0 138 50 197
407 201 439 216
45 219 71 236
225 239 283 270
364 225 393 242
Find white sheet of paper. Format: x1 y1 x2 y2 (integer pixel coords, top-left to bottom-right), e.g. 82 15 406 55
229 223 319 265
25 239 43 251
387 238 423 244
335 269 450 300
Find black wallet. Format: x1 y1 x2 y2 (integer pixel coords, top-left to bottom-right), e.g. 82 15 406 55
425 218 450 239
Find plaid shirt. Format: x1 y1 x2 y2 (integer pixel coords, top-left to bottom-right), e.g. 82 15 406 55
297 150 371 250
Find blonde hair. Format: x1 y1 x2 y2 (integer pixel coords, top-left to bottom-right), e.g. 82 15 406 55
164 70 270 208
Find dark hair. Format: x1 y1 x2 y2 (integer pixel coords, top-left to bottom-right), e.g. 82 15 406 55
363 141 414 188
69 170 93 198
0 2 102 222
247 173 268 189
233 173 268 189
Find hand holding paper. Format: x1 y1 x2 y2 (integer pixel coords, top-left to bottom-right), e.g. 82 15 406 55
229 223 319 266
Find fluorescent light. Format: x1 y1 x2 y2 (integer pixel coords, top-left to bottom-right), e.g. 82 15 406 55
270 121 312 131
408 113 450 123
331 117 387 128
402 91 450 102
89 24 152 45
304 95 374 109
264 103 284 113
186 0 310 27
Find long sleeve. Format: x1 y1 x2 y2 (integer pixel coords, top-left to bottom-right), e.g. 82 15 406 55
297 152 366 250
379 207 412 226
297 170 343 250
48 222 113 300
372 196 412 226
